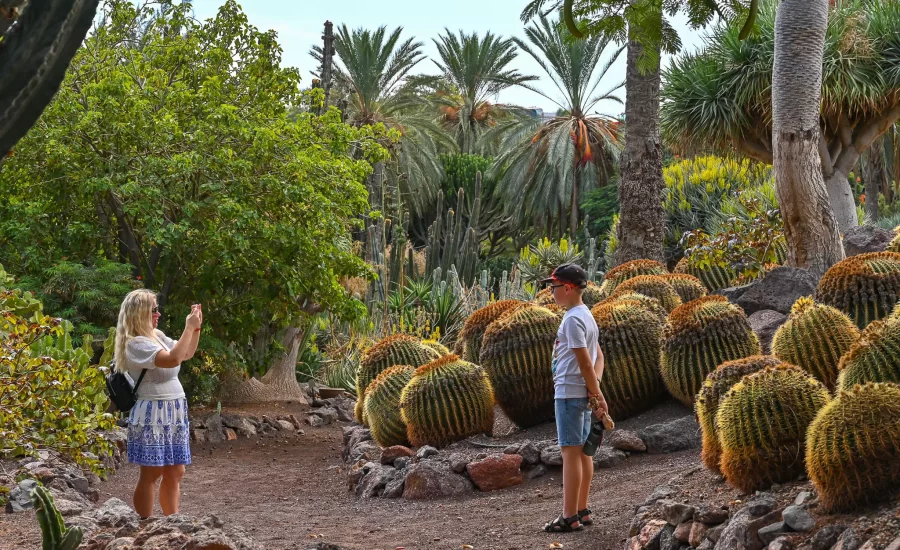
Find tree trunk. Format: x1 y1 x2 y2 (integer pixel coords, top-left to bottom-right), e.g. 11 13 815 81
614 38 665 266
823 169 859 230
223 324 311 404
570 168 579 238
772 0 843 277
862 136 887 222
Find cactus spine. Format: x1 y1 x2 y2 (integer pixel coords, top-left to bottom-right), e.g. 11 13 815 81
400 355 495 448
836 316 900 391
771 297 860 389
806 382 900 512
33 485 83 550
660 273 707 303
661 296 761 406
598 259 667 298
364 365 416 448
696 355 783 472
815 251 900 328
592 300 666 420
421 339 450 356
716 365 830 493
479 305 559 427
458 300 525 363
613 275 682 313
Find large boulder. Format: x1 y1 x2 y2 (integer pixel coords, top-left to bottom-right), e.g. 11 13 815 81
637 416 701 454
402 461 472 499
718 267 819 315
466 454 523 492
747 310 788 354
842 225 896 257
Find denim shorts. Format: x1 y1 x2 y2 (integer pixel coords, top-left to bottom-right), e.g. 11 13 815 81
555 397 592 447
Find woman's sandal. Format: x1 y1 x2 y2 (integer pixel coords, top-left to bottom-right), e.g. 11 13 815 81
543 514 583 532
578 508 594 526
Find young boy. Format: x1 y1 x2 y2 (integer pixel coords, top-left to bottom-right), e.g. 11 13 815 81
542 263 607 533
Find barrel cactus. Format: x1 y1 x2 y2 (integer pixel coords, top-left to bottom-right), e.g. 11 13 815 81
771 297 860 389
887 230 900 253
479 305 559 427
592 300 666 420
806 382 900 512
674 256 735 292
457 300 524 362
534 282 605 308
613 275 682 313
716 365 830 492
815 251 900 328
355 334 440 423
661 273 707 303
661 295 761 406
596 292 668 321
696 355 783 472
364 365 416 448
598 259 667 298
836 316 900 391
400 355 495 448
421 339 451 356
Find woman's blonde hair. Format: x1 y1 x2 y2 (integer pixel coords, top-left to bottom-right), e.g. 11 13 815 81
114 289 158 373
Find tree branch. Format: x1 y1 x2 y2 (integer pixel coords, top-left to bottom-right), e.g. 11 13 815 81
818 133 834 178
734 135 773 165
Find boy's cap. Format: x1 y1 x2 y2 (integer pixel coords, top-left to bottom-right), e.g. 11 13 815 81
541 263 588 288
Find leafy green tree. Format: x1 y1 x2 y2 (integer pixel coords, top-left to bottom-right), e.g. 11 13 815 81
0 0 390 403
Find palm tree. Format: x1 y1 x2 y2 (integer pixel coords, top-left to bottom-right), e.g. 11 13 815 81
493 14 624 238
431 30 538 155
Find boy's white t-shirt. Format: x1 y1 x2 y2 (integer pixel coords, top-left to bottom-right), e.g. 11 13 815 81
551 304 599 399
125 332 185 400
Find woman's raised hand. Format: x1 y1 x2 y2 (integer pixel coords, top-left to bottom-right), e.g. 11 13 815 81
186 304 202 330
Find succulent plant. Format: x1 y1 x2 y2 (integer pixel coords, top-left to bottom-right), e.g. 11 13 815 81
355 334 441 424
598 259 668 298
661 295 761 406
457 300 525 362
400 354 495 448
815 251 900 328
534 282 605 308
886 231 900 254
696 355 783 472
612 275 682 313
660 273 708 303
421 339 451 356
716 365 830 493
596 292 668 321
592 300 666 420
836 316 900 391
364 365 416 448
674 256 736 292
33 485 83 550
806 382 900 513
479 305 559 427
771 297 860 389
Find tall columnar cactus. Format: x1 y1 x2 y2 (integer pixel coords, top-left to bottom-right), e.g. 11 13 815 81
364 365 416 448
598 259 667 298
355 335 440 423
674 256 735 292
815 251 900 329
696 355 783 472
836 316 900 391
716 365 830 493
596 292 668 321
613 275 682 313
400 355 495 448
771 297 861 389
661 273 708 303
806 382 900 513
33 485 83 550
661 296 761 406
458 300 525 362
592 300 666 420
421 339 450 357
479 305 559 427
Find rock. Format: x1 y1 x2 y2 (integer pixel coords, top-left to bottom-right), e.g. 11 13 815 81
526 464 547 479
382 475 405 499
843 225 895 257
61 472 90 495
30 467 56 484
286 414 303 430
748 310 788 353
224 428 238 440
54 497 86 517
638 417 701 454
717 285 752 306
415 445 439 460
380 445 415 465
233 418 257 438
758 522 790 546
347 441 380 464
204 414 226 444
402 461 472 500
95 497 140 528
689 522 709 547
334 406 355 423
540 445 563 466
594 447 627 468
767 537 793 550
695 506 730 525
342 427 372 459
393 457 411 470
193 428 208 442
809 526 847 550
309 407 339 425
274 419 294 432
675 521 694 543
707 523 727 543
714 507 757 550
793 491 813 506
745 497 776 517
607 430 648 452
518 441 541 465
639 520 669 550
660 525 680 550
534 439 556 452
642 485 678 506
105 538 136 549
5 479 38 513
65 515 100 538
781 505 814 532
744 510 784 550
661 501 696 526
731 267 820 315
503 444 520 454
698 540 714 550
631 506 653 537
832 528 861 550
307 415 326 428
449 453 468 474
884 537 900 550
466 454 523 492
356 464 396 499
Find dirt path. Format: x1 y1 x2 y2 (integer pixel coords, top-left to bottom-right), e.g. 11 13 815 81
2 401 701 550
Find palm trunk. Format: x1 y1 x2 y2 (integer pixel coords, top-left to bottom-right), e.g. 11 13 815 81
614 38 665 266
862 136 887 222
772 0 843 277
570 167 579 237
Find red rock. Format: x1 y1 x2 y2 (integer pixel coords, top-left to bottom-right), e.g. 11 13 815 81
192 429 207 443
689 521 709 547
224 428 238 441
639 519 668 550
607 429 648 452
674 521 694 543
380 445 415 465
466 454 524 492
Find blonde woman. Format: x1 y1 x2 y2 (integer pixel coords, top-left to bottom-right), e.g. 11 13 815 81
114 289 202 518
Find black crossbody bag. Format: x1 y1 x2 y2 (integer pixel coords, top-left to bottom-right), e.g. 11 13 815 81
105 361 148 413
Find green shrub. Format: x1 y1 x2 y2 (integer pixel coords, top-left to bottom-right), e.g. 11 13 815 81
517 238 584 285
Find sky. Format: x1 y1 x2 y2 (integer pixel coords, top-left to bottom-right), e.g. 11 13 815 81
185 0 710 116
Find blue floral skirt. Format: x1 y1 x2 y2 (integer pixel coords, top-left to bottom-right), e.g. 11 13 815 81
127 398 192 467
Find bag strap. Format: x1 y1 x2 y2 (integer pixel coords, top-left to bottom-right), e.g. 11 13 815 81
132 369 148 395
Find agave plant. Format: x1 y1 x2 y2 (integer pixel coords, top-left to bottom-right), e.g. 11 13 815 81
516 238 585 284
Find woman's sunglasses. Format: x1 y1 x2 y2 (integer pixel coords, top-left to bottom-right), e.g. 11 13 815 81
151 306 161 314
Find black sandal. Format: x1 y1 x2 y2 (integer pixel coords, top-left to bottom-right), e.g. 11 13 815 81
543 514 583 532
578 508 593 526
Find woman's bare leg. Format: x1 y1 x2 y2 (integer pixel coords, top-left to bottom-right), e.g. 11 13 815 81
159 465 185 516
134 466 163 518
